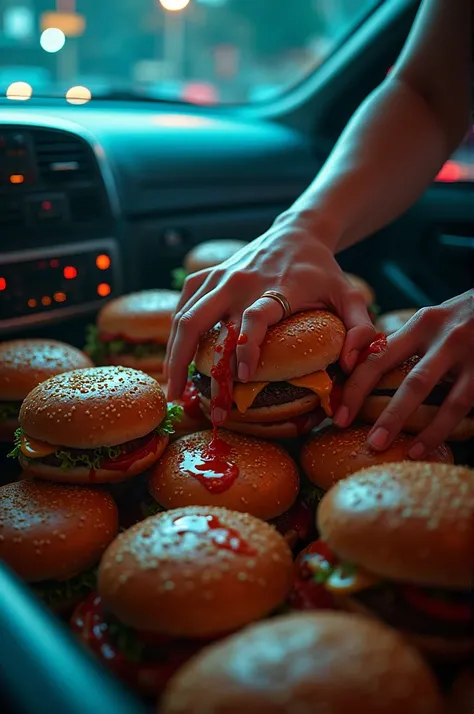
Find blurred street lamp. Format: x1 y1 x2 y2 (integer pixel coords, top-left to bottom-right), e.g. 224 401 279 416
40 27 66 53
159 0 190 11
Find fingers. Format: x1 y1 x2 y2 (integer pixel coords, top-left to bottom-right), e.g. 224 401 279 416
166 289 228 401
407 370 474 458
338 288 376 373
335 326 419 429
236 296 290 382
365 351 447 451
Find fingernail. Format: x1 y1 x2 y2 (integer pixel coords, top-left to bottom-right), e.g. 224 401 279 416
212 408 226 425
408 443 425 460
238 363 250 382
334 406 349 427
368 427 389 450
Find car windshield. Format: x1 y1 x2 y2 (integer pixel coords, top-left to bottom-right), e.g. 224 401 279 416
1 0 382 105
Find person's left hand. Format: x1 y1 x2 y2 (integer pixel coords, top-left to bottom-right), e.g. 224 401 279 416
334 290 474 457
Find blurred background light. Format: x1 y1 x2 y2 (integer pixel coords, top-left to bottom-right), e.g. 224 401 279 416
6 81 32 100
40 27 66 53
66 85 92 104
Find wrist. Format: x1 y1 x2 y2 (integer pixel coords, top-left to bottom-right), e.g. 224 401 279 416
273 208 341 253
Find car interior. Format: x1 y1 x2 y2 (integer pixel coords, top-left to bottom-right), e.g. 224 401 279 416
0 0 473 711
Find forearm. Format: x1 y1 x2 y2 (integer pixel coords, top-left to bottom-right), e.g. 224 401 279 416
279 77 468 253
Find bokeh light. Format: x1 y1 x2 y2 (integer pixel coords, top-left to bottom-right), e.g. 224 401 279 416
40 27 66 53
6 81 32 100
66 85 92 105
159 0 191 11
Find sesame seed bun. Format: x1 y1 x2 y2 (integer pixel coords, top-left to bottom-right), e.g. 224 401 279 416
98 506 293 638
301 425 453 491
148 429 299 520
97 290 180 342
184 240 247 274
19 433 169 485
19 366 167 449
317 462 474 589
344 273 376 308
375 309 418 335
195 310 345 382
200 409 325 440
0 339 93 401
0 480 118 582
199 393 321 424
105 353 167 381
161 612 444 714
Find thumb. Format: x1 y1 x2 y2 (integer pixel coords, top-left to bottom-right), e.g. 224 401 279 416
335 286 376 373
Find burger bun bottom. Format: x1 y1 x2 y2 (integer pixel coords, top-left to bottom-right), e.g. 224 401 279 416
337 594 474 662
200 403 325 440
19 434 169 484
359 397 474 441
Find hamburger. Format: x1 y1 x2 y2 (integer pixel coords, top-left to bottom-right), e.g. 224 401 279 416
166 368 210 440
161 612 444 714
9 366 181 484
0 479 118 614
300 424 453 496
145 428 313 548
344 272 378 321
172 239 247 289
359 355 474 440
71 505 293 695
315 462 474 660
193 310 345 440
375 308 418 335
85 290 180 381
0 339 92 442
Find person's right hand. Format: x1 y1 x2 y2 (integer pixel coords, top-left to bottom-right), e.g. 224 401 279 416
165 216 375 422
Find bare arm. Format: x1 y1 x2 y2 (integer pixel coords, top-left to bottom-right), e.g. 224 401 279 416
280 0 471 253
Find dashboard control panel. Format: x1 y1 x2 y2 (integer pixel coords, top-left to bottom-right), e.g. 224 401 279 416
0 240 121 333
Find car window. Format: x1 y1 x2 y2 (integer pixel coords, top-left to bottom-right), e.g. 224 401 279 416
2 0 382 105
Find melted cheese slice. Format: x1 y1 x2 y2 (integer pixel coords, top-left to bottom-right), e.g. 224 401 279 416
21 434 57 459
233 382 269 414
325 566 381 595
288 371 333 416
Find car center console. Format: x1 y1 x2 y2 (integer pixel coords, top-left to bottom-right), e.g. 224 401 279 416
0 116 122 336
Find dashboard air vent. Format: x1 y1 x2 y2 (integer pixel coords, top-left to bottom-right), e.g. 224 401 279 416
33 130 96 186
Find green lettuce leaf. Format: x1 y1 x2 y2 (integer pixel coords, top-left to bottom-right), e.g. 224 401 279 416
156 403 183 436
171 267 188 291
55 444 122 472
84 324 110 365
7 427 23 459
132 342 166 359
32 567 97 609
0 402 20 421
187 362 196 379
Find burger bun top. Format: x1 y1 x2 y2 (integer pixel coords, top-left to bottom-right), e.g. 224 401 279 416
195 310 345 382
97 290 180 342
161 611 444 714
19 366 167 448
184 240 247 273
0 480 118 582
318 462 474 589
0 339 93 401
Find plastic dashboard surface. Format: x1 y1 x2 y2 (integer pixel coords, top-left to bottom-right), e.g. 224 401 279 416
0 103 320 218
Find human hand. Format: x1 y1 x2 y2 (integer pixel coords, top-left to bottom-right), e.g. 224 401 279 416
336 290 474 456
164 217 375 422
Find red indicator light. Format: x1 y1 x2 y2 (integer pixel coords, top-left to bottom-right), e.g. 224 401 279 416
42 200 52 211
50 259 59 268
28 298 37 308
53 291 67 303
41 296 52 306
0 277 6 291
436 160 463 183
63 266 77 279
97 283 111 297
96 254 111 270
38 261 47 269
9 174 24 184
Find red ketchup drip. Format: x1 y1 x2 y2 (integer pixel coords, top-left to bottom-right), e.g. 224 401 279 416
288 541 338 612
169 513 256 556
356 333 387 366
181 437 239 494
181 380 202 420
210 321 238 428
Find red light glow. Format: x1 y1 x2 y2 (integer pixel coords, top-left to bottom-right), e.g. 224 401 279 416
53 291 67 303
0 277 6 291
27 298 37 308
97 282 111 297
41 296 52 306
50 259 59 268
63 266 77 279
42 200 52 211
96 254 111 270
436 161 464 182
